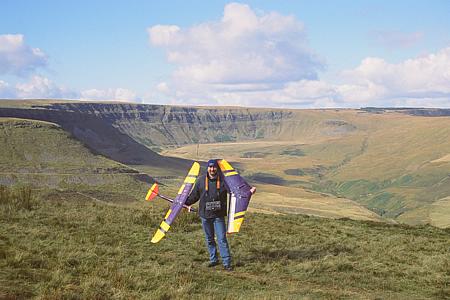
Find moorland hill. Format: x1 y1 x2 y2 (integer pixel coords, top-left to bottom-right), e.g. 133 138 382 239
1 100 449 226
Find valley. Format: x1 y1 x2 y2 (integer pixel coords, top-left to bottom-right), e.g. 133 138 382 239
1 100 449 299
1 99 450 227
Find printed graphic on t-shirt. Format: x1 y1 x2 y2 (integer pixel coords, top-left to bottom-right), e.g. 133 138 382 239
205 200 221 211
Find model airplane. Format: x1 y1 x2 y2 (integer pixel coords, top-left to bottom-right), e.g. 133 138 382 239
146 159 253 243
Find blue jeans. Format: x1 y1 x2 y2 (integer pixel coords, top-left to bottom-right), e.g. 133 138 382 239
200 217 231 267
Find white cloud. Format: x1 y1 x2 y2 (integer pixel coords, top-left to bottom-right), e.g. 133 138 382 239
14 76 75 99
0 77 140 103
148 25 181 46
338 47 450 106
0 34 48 76
148 46 450 108
0 33 140 103
283 80 337 100
269 47 450 108
80 88 139 102
156 82 170 94
148 3 323 86
146 3 449 108
0 80 15 98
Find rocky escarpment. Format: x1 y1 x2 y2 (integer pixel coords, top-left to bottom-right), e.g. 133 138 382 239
0 101 358 167
30 102 357 146
361 107 450 116
0 105 190 169
36 103 296 147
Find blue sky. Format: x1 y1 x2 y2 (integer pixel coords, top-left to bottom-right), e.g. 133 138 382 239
1 0 449 108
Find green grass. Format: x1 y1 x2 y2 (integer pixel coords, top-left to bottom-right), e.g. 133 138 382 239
280 148 305 157
0 118 124 173
247 173 287 185
241 152 268 158
0 118 151 200
0 185 37 212
1 186 449 299
3 104 450 227
284 169 306 176
214 134 236 143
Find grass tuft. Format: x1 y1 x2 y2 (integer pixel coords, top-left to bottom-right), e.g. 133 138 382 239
0 185 37 212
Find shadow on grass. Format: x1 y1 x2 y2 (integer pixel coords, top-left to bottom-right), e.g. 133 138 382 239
247 173 287 185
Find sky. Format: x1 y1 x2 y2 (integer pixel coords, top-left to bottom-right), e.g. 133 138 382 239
1 0 449 108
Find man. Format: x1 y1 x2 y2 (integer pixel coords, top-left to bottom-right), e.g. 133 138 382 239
185 159 255 271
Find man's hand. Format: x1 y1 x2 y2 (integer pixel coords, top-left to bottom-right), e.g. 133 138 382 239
250 186 256 194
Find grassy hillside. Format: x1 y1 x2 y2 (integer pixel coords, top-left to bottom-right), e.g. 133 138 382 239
0 118 150 201
163 110 450 227
162 141 385 222
1 186 448 299
1 101 449 226
311 112 450 225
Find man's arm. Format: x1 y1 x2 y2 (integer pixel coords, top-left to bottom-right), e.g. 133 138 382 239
185 179 200 206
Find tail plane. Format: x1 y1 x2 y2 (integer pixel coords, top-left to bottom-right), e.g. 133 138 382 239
145 183 159 201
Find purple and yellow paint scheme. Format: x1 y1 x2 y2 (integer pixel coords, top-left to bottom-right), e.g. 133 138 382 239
146 183 196 212
218 159 253 234
150 162 200 243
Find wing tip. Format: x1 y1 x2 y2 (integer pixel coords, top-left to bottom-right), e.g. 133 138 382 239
151 229 165 243
189 161 201 175
227 218 244 234
218 159 233 171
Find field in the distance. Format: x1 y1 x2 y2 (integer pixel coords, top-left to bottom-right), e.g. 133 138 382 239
163 109 450 227
163 140 384 222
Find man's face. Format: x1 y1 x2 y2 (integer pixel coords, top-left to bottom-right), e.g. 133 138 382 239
207 165 218 178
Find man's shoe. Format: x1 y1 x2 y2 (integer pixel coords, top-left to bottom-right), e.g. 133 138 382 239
223 265 233 271
208 261 219 267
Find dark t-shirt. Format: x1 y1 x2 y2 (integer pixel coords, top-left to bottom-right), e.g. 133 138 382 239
185 174 229 218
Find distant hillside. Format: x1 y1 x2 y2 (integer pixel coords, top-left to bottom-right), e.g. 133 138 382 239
0 118 151 201
0 101 191 172
362 107 450 117
1 100 449 227
315 112 450 226
1 101 358 147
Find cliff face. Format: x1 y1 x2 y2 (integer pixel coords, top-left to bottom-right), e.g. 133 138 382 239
0 105 190 168
361 107 450 116
37 103 297 147
0 101 356 167
30 102 355 145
